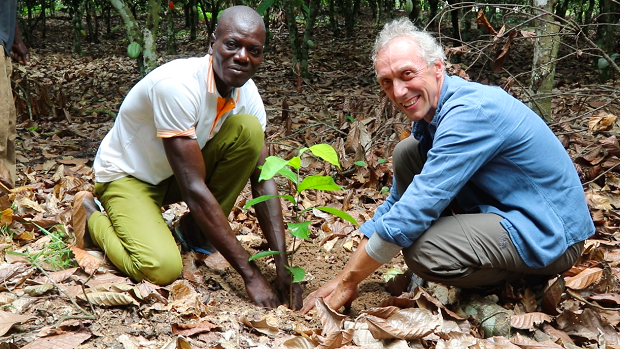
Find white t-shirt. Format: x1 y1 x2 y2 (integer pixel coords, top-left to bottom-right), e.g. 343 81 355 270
94 55 267 185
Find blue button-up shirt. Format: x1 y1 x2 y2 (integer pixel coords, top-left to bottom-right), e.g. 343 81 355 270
361 74 594 269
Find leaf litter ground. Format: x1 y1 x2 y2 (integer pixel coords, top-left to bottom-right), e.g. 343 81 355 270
2 11 620 349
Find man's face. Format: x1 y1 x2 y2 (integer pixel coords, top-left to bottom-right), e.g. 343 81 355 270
209 20 265 97
375 38 444 123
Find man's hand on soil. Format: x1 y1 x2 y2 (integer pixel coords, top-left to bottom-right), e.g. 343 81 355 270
275 273 303 310
244 273 280 309
301 277 359 314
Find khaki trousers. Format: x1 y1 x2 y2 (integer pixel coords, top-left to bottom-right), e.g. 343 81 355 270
0 47 16 185
88 114 264 285
393 137 583 288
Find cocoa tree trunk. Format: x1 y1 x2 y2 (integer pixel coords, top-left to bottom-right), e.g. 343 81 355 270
108 0 161 75
529 0 560 121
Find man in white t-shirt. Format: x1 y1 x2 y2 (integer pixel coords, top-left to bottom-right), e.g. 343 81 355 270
73 5 302 309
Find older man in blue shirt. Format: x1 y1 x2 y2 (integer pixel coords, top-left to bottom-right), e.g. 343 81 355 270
302 18 594 313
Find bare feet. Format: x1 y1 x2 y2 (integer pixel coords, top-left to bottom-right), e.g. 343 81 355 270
72 191 99 249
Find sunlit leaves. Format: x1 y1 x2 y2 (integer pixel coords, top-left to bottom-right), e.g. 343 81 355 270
288 221 311 240
248 250 285 262
314 206 358 225
243 194 296 210
285 265 305 283
258 156 289 182
298 175 342 193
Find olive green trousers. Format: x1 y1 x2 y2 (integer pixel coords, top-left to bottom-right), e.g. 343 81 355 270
0 47 16 185
89 114 264 285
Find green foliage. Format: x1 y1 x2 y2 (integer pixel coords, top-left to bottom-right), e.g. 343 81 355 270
245 143 357 284
383 267 403 282
248 250 284 262
257 0 276 16
288 221 311 240
10 224 76 271
354 161 367 167
285 265 305 283
380 186 390 194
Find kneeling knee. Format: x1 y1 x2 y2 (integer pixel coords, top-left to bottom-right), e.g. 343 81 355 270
140 257 183 286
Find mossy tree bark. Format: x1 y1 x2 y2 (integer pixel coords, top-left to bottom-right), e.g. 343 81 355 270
109 0 161 75
529 0 560 122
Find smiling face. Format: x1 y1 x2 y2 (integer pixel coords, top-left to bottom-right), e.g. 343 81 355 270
375 37 444 123
209 11 265 97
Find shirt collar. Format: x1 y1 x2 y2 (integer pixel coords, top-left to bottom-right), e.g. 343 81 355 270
205 54 238 100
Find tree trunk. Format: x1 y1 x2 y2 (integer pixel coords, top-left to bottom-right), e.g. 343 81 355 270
343 0 355 37
282 0 301 75
300 0 320 78
166 7 176 54
72 0 85 54
109 0 161 75
408 0 423 25
447 0 460 40
529 0 560 121
584 0 595 25
329 0 339 37
188 0 198 40
427 0 439 29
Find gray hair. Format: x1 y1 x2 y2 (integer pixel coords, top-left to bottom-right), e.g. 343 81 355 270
372 17 446 68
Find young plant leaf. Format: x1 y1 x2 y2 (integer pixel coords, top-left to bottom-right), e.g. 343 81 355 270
287 221 311 240
378 158 387 164
354 161 367 167
285 265 306 283
259 156 289 182
277 167 299 184
309 144 341 168
248 250 285 262
298 147 309 157
315 206 358 225
243 195 295 210
298 175 342 192
287 156 301 170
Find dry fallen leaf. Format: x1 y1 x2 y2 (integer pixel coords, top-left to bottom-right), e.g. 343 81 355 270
363 307 443 340
0 310 35 336
240 314 280 337
77 291 139 307
33 267 78 284
542 276 565 315
24 284 55 296
171 320 219 337
69 246 101 275
565 267 603 290
21 332 91 349
510 312 553 330
1 208 12 225
510 332 564 349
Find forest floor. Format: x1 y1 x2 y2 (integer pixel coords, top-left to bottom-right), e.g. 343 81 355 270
1 9 620 349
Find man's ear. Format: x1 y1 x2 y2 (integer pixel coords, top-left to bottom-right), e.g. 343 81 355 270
207 33 216 55
434 60 444 78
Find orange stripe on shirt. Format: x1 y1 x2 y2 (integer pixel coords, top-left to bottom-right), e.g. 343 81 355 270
206 55 216 94
210 97 237 135
157 127 196 138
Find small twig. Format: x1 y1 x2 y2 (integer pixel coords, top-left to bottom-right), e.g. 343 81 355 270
566 288 620 311
582 162 620 186
0 181 12 194
31 260 95 321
